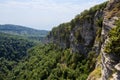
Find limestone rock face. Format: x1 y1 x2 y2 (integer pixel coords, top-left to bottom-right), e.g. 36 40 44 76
47 0 120 79
87 0 120 80
48 6 104 55
101 0 120 80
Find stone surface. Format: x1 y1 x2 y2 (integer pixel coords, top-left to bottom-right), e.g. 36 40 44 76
87 0 120 80
115 63 120 71
101 0 120 80
48 0 120 79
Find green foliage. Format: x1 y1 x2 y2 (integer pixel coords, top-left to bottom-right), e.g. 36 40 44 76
48 23 71 48
0 24 48 42
0 24 48 37
104 20 120 57
45 3 107 79
0 32 37 80
74 1 107 24
96 18 103 28
0 32 35 61
0 2 109 80
0 44 94 80
47 2 107 49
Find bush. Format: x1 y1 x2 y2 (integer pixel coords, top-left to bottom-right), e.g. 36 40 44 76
104 20 120 57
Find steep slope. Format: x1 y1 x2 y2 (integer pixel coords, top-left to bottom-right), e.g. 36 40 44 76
46 1 108 80
88 0 120 80
48 0 120 80
47 2 107 55
0 24 48 41
100 0 120 79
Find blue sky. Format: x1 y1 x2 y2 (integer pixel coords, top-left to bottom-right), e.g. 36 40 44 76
0 0 107 30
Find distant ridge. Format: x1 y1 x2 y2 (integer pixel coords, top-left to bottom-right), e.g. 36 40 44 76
0 24 48 37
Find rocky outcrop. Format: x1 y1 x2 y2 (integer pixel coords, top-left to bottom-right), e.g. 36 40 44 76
101 0 120 80
88 0 120 79
47 0 120 80
47 2 106 55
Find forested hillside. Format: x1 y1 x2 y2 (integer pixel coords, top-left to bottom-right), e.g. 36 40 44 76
1 44 97 80
0 32 36 79
0 24 48 42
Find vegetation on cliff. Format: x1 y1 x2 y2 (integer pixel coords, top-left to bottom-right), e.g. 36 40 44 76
47 2 107 50
104 20 120 57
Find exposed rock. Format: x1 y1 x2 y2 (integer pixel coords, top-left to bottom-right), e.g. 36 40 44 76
100 0 120 80
115 63 120 71
87 0 120 80
47 0 120 80
111 72 120 80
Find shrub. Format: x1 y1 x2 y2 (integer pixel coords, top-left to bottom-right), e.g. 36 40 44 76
104 20 120 57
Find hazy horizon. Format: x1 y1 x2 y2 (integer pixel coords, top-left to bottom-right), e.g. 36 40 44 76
0 0 107 30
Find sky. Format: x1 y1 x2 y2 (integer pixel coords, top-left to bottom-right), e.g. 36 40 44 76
0 0 108 30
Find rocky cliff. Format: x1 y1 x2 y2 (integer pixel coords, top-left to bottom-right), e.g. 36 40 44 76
47 2 107 55
88 0 120 80
47 0 120 80
101 0 120 80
